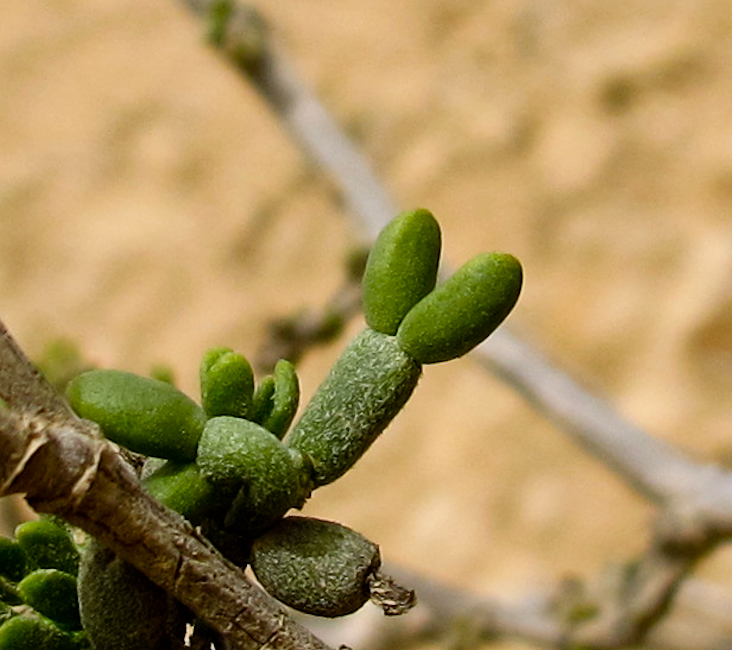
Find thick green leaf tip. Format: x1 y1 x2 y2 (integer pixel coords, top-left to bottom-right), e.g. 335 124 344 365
259 359 300 439
66 369 206 462
18 569 81 630
200 347 255 419
397 252 523 364
362 208 442 335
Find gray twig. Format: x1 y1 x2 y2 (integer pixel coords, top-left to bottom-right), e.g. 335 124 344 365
308 569 732 650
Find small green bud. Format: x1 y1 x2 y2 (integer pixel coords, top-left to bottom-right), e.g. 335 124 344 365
250 516 379 617
0 614 79 650
259 359 299 439
248 375 275 425
362 209 442 335
66 369 207 462
199 347 254 419
18 569 80 630
196 417 312 535
397 252 523 364
0 537 27 582
287 329 421 486
15 519 79 576
143 461 224 526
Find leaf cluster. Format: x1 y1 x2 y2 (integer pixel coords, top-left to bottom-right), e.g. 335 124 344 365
12 210 523 648
0 517 88 650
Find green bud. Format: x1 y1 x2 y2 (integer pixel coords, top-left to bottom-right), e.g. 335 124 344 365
199 347 254 419
0 537 27 583
259 359 299 439
397 252 523 364
287 329 421 486
248 375 275 425
362 209 442 335
143 461 224 526
15 519 79 576
18 569 80 630
196 417 312 535
0 614 79 650
250 516 379 617
66 369 207 462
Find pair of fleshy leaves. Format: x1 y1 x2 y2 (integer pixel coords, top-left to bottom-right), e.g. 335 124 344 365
362 208 523 364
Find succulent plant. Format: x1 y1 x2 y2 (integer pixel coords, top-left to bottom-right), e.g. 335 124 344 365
17 209 523 648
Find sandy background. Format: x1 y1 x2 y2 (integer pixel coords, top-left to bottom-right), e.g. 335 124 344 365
1 1 731 647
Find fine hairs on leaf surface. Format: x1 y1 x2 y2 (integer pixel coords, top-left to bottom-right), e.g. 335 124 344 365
3 3 730 650
0 207 522 650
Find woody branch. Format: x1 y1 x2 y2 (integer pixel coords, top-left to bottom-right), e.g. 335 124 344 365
0 320 333 650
